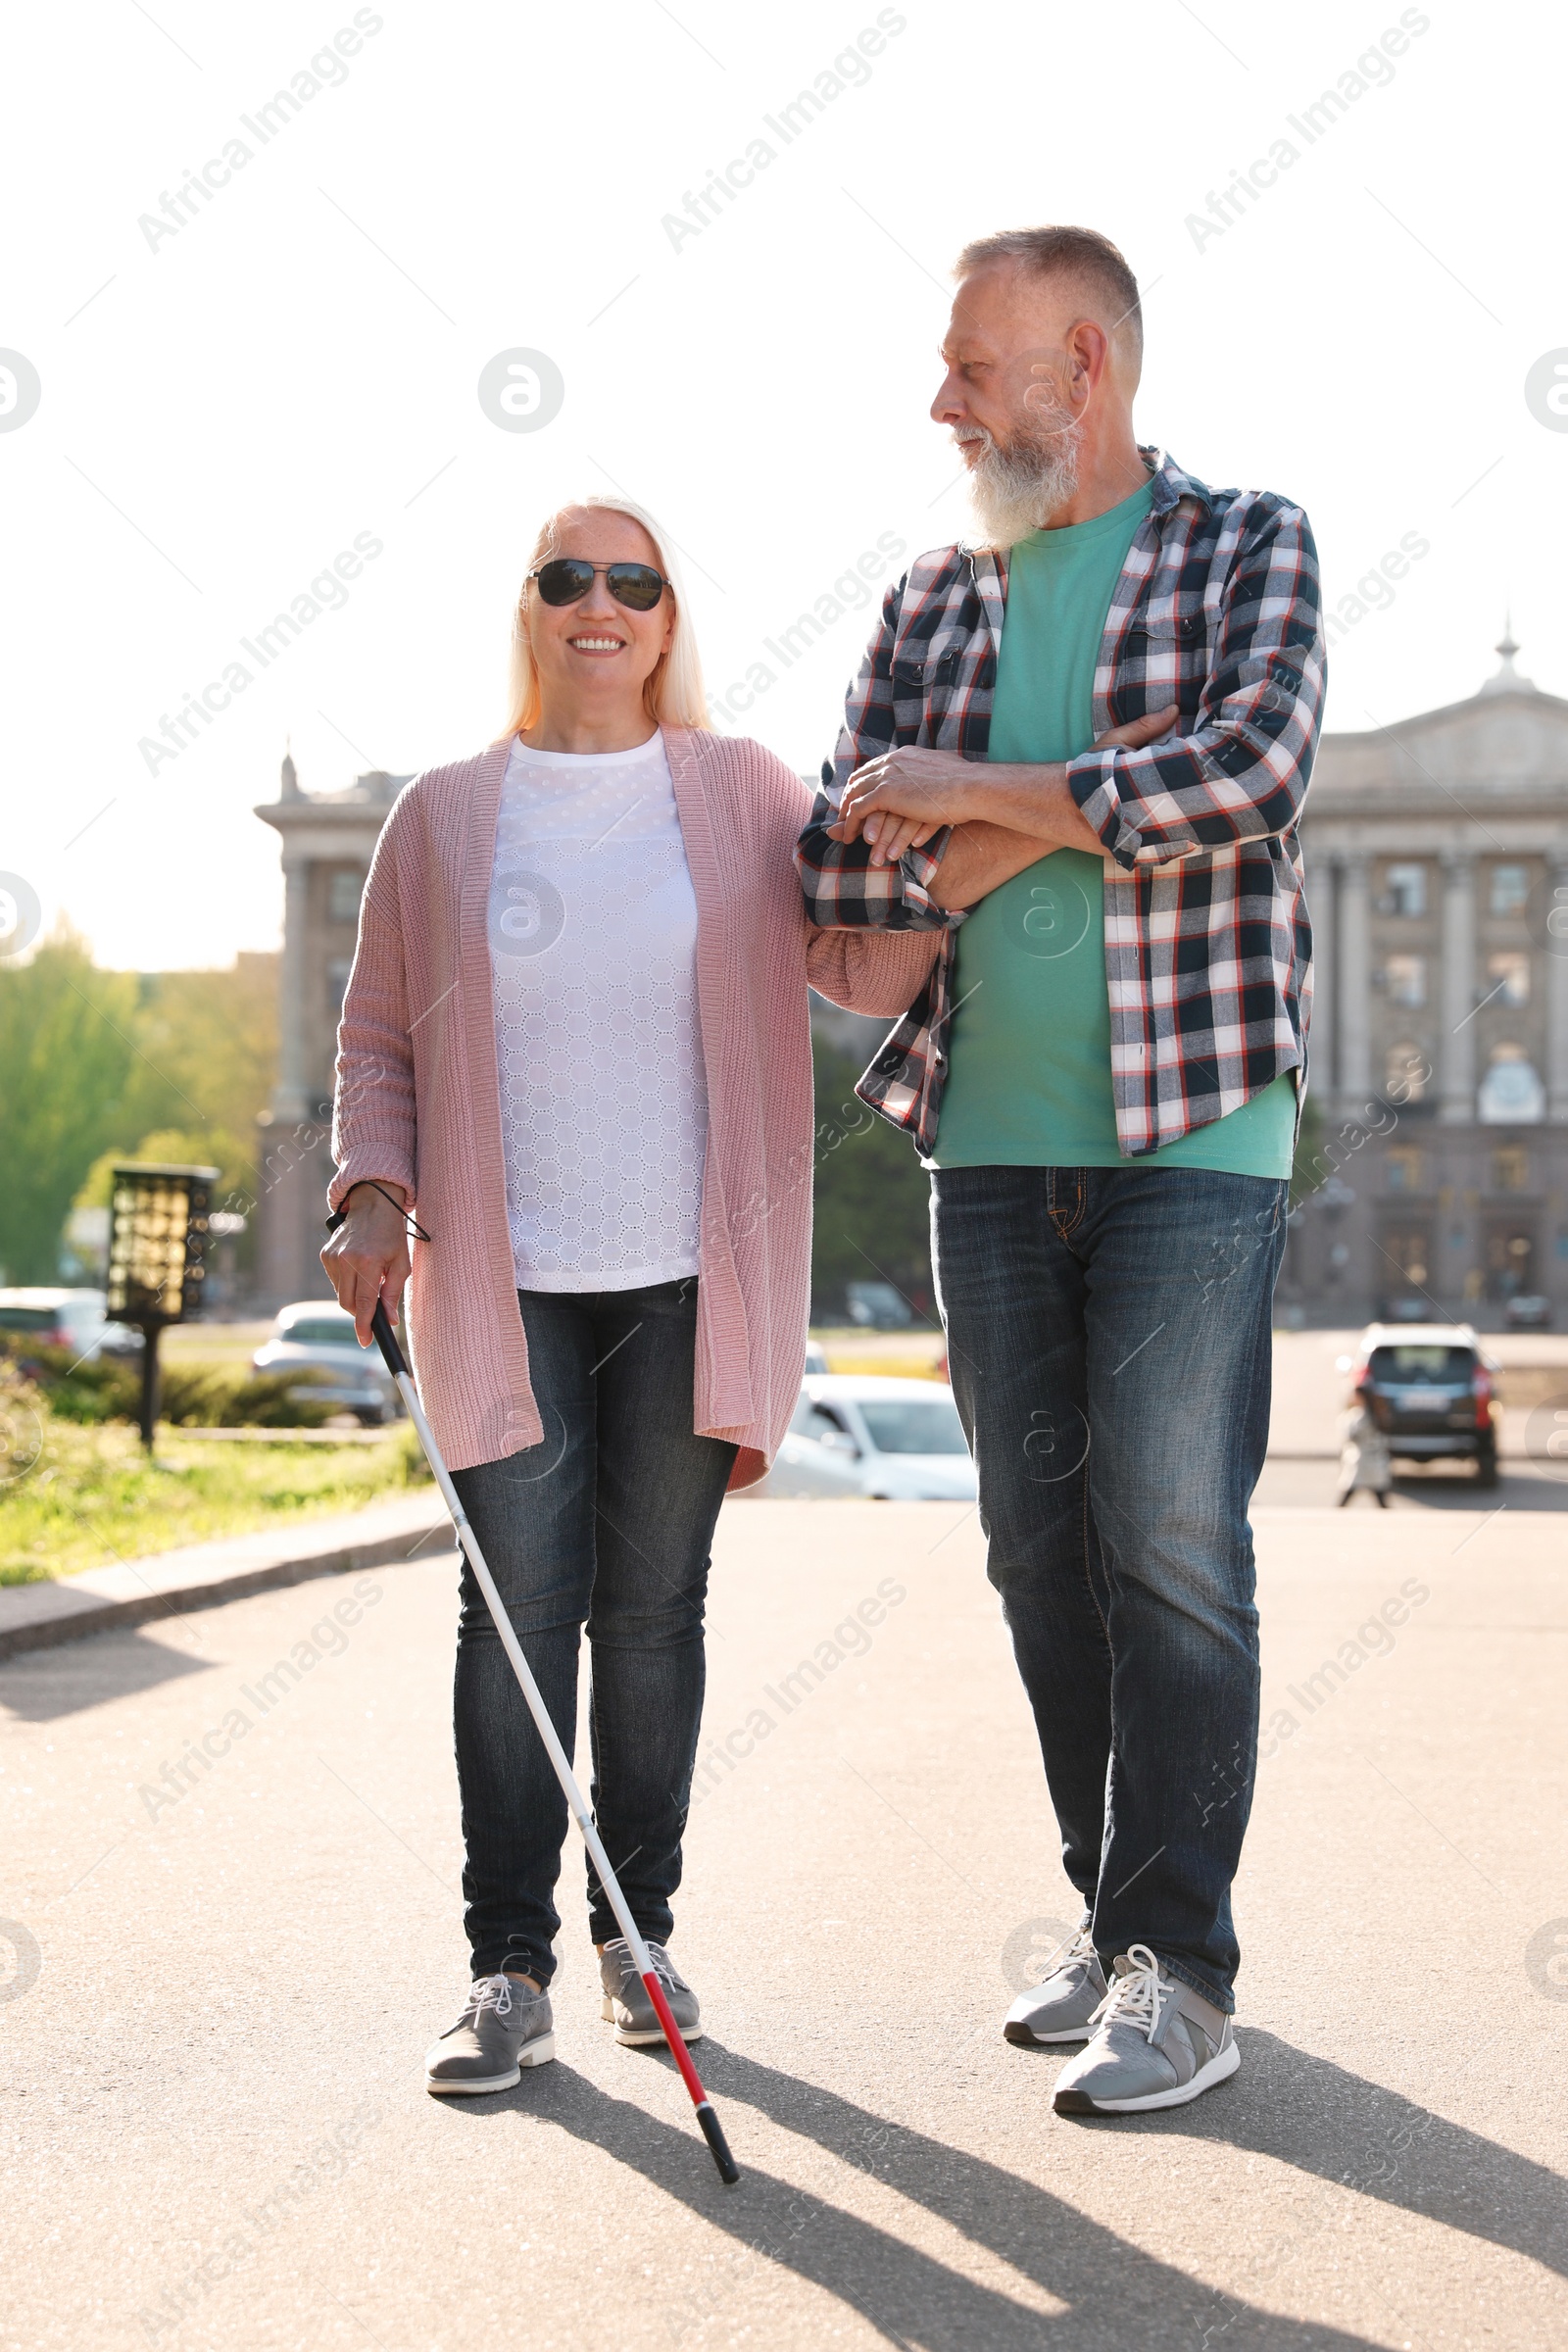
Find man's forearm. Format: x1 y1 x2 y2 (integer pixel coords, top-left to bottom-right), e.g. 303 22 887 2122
961 762 1106 855
928 819 1054 910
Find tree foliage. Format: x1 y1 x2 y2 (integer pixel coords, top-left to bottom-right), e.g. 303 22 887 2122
0 935 141 1282
0 937 278 1284
809 1038 935 1324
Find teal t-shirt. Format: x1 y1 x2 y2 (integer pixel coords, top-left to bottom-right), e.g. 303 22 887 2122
928 477 1297 1173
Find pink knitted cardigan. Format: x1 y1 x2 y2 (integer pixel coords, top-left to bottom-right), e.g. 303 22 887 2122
328 726 940 1487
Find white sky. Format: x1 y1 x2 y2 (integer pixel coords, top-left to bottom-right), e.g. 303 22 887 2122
5 0 1564 969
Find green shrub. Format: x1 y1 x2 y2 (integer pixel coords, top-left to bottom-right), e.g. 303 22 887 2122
161 1365 336 1428
24 1351 137 1424
389 1419 434 1485
0 1340 334 1428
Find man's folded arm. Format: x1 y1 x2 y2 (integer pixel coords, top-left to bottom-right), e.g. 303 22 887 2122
1067 500 1326 870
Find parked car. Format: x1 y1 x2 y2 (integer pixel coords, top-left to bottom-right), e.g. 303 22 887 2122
98 1322 147 1359
252 1300 401 1425
0 1288 108 1361
845 1281 911 1331
751 1374 977 1501
804 1340 829 1373
1503 1295 1551 1330
1348 1322 1499 1487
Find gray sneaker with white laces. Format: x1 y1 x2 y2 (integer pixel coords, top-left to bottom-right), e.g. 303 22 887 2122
1003 1918 1107 2046
424 1974 556 2095
1052 1944 1239 2115
599 1937 702 2045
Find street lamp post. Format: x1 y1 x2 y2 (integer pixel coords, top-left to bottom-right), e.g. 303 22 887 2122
106 1164 220 1450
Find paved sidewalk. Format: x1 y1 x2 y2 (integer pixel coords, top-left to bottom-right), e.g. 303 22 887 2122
0 1492 449 1658
2 1498 1564 2349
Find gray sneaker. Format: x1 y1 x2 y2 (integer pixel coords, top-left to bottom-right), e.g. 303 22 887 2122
424 1974 556 2095
1053 1944 1239 2115
1004 1919 1107 2046
599 1937 702 2045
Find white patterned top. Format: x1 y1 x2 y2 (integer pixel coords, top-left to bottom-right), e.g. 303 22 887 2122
487 730 708 1292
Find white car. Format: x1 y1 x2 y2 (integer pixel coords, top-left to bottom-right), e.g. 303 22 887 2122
754 1374 977 1501
252 1300 401 1424
0 1288 108 1360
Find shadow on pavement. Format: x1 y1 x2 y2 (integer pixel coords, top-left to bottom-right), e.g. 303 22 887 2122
0 1626 215 1721
1163 2028 1567 2281
436 2049 1392 2349
1254 1461 1568 1511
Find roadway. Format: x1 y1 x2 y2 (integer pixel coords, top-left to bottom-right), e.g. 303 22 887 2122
4 1492 1566 2348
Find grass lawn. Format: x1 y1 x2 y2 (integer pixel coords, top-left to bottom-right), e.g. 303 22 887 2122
0 1417 432 1587
811 1328 947 1379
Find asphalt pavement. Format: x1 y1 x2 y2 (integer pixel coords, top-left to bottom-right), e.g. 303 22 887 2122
4 1496 1565 2350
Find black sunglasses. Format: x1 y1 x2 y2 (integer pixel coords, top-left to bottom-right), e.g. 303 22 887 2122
528 559 670 612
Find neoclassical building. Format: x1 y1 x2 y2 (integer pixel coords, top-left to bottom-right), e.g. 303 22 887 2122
253 753 411 1307
1285 635 1568 1325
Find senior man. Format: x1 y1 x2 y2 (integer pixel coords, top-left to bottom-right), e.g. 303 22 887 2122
798 224 1323 2115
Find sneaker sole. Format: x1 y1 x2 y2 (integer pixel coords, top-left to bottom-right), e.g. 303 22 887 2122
602 1995 703 2046
1004 2018 1096 2047
424 2034 557 2094
1054 2035 1240 2115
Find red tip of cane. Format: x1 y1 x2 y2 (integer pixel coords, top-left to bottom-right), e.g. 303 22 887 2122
641 1973 740 2183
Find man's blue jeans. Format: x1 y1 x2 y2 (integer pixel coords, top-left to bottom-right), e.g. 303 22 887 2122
930 1166 1288 2009
448 1279 736 1986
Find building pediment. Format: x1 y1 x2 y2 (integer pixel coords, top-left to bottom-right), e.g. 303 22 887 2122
1308 683 1568 816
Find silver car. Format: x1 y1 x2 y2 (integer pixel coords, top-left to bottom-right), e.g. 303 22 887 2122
751 1375 977 1501
252 1300 401 1425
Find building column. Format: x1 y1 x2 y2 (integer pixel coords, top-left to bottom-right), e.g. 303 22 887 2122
1439 849 1478 1124
1338 853 1371 1107
1547 853 1568 1123
272 857 311 1123
1307 850 1337 1112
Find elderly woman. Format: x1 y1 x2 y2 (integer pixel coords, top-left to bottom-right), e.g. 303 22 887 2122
322 496 936 2093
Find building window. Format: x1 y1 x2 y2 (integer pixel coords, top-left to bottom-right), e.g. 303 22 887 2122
1489 863 1529 917
1485 1224 1535 1300
1386 1040 1429 1102
1383 954 1426 1007
328 869 365 923
1486 951 1530 1007
1381 1225 1431 1290
1490 1148 1530 1194
1478 1042 1546 1124
1383 862 1427 917
327 956 353 1014
1385 1147 1424 1193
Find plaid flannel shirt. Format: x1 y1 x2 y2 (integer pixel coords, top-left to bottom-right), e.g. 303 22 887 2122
796 448 1325 1157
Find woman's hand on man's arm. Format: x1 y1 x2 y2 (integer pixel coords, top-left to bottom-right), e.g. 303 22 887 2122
320 1181 412 1346
833 707 1182 875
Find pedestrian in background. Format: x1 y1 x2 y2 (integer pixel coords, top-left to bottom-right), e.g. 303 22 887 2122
322 495 936 2095
1337 1380 1393 1507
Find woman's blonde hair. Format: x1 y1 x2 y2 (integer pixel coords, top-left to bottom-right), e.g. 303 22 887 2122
504 494 709 735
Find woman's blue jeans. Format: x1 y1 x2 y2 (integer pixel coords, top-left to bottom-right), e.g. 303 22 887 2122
930 1166 1288 2009
448 1278 736 1985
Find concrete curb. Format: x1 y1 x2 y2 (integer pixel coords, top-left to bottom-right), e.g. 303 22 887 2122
0 1492 454 1661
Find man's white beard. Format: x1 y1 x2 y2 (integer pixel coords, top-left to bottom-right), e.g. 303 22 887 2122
964 421 1082 550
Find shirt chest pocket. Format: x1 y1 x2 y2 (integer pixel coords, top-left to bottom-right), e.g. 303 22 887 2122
1119 609 1207 707
890 641 964 739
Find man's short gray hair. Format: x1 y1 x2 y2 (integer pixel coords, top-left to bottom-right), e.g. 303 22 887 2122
955 224 1143 365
